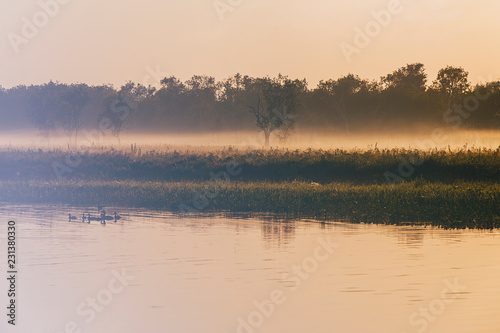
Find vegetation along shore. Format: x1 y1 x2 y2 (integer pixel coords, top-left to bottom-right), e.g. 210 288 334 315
0 146 498 229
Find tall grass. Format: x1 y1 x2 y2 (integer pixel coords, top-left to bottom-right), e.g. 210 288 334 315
0 145 499 183
0 179 498 229
1 145 498 228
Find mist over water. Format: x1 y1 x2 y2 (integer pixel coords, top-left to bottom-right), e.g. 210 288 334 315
1 129 498 151
3 1 500 332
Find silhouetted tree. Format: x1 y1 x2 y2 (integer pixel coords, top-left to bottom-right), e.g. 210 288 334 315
316 74 370 133
97 82 149 144
25 82 61 143
184 75 219 130
432 66 470 109
1 65 498 137
58 84 90 143
242 75 306 148
214 74 253 131
471 81 500 128
381 63 427 94
379 63 432 123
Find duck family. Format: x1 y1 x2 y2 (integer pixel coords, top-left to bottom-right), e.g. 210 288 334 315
68 205 123 224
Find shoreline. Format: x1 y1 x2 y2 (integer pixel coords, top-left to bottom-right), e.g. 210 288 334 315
1 180 498 229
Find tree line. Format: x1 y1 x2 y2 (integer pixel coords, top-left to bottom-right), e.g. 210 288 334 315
1 63 499 146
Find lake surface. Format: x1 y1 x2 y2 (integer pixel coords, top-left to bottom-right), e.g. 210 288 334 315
1 204 499 333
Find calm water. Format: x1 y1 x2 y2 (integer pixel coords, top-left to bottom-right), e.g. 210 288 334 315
1 205 499 333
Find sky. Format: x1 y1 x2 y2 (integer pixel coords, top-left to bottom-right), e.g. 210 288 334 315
0 0 499 89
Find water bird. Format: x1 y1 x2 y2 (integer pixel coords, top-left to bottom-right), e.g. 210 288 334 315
100 209 113 223
68 214 77 221
87 213 100 222
113 212 121 221
97 203 105 211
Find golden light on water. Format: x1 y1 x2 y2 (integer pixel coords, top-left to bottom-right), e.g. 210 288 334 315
1 1 500 333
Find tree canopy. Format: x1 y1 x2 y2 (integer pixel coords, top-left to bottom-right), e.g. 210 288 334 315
1 63 499 146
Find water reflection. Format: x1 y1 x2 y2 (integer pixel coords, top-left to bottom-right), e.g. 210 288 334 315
261 220 296 248
0 204 499 333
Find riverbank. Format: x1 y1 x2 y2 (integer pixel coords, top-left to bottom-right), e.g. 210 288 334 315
1 180 498 229
1 146 499 183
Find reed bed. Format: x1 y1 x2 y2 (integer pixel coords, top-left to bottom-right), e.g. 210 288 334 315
1 146 498 228
0 146 499 183
0 180 498 229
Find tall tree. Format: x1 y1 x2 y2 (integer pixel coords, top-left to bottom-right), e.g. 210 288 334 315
184 75 219 130
97 82 149 144
316 74 369 133
432 66 470 109
217 74 254 130
470 81 500 128
144 76 187 130
381 63 428 94
25 82 61 143
379 63 431 123
242 75 306 147
58 84 90 144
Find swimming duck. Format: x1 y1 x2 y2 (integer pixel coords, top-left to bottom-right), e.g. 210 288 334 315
87 213 100 222
100 209 114 223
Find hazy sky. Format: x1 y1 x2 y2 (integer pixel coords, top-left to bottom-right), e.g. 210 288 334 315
1 0 499 88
